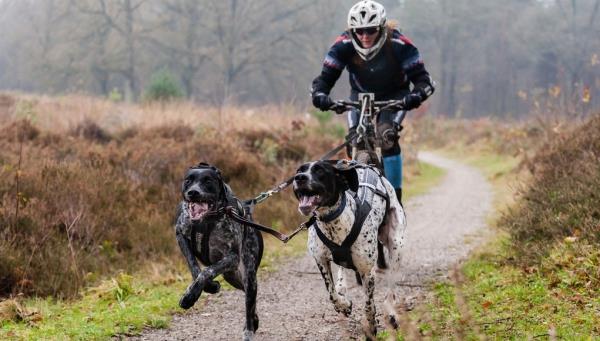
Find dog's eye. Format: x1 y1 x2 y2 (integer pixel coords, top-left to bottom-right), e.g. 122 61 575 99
298 164 309 173
184 179 192 185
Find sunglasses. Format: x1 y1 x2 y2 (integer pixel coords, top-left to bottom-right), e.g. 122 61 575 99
353 27 379 36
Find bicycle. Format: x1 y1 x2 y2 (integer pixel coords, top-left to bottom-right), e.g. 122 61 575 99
329 92 407 174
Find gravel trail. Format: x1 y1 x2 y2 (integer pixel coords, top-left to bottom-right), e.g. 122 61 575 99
133 152 493 340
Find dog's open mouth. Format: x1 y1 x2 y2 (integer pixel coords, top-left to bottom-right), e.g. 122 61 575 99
187 201 214 221
298 194 321 216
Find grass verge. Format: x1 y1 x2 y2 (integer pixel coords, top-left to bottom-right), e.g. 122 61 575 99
398 145 599 339
0 235 308 340
404 160 447 200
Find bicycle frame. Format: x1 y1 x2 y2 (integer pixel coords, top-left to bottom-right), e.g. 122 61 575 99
352 93 382 167
331 92 406 172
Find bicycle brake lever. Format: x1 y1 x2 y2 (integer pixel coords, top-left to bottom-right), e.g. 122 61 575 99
394 99 406 110
330 102 347 114
380 100 405 112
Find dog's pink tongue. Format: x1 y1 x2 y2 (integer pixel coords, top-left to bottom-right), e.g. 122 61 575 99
189 202 210 220
298 196 318 216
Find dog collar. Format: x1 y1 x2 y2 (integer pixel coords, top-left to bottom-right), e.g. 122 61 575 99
319 193 347 223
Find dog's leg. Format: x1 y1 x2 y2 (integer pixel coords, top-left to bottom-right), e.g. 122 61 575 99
379 204 406 274
242 232 260 341
360 272 377 340
316 261 352 316
383 289 400 330
176 230 201 280
179 253 239 309
242 266 258 341
335 267 348 296
176 230 221 294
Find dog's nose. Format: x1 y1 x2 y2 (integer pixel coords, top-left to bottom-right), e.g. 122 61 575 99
187 189 200 198
294 173 308 183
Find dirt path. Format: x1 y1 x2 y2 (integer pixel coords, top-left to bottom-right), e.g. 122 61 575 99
132 152 493 340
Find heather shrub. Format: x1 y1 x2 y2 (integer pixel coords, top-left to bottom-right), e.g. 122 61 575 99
0 116 332 298
413 115 554 157
70 119 112 143
500 114 600 264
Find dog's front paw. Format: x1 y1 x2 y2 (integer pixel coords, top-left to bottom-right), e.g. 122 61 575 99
204 280 221 294
334 299 353 317
179 291 198 309
179 281 205 309
386 314 399 330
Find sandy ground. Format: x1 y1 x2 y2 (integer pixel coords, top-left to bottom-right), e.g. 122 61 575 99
132 152 493 340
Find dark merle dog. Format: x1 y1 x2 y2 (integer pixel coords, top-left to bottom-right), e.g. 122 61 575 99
175 163 263 341
293 160 406 340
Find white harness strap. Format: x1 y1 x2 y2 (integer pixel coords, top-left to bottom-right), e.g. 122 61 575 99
359 182 378 192
356 168 388 205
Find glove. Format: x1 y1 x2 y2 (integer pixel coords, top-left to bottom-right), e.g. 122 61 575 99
312 92 334 111
402 93 423 110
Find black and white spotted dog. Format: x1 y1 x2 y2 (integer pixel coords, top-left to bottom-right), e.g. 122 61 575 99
293 160 406 339
174 163 263 341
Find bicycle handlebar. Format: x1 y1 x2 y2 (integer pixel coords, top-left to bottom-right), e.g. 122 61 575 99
329 98 406 114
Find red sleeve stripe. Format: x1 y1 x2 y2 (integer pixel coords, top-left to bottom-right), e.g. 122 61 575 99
398 35 414 46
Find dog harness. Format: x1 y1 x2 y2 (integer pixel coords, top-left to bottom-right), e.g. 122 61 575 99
312 165 390 271
189 196 246 266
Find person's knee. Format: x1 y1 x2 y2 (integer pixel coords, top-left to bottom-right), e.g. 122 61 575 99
381 142 401 158
378 121 401 157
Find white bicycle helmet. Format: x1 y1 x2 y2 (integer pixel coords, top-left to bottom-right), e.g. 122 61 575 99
347 0 387 61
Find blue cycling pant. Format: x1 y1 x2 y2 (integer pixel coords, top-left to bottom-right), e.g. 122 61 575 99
383 154 402 189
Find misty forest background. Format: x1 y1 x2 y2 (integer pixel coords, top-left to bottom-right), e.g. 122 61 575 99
1 0 600 117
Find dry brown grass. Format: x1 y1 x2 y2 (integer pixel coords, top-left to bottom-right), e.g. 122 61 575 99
7 92 305 133
412 114 566 160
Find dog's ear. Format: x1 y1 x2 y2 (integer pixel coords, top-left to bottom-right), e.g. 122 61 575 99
334 162 359 192
194 162 211 169
295 162 310 174
194 162 227 181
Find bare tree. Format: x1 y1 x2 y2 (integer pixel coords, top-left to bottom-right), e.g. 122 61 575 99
143 0 210 99
1 0 600 116
75 0 148 101
199 0 317 105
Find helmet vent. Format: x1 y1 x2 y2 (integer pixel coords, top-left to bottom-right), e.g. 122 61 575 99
347 0 387 60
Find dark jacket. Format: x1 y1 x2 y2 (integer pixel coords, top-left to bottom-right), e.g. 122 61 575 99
312 29 434 100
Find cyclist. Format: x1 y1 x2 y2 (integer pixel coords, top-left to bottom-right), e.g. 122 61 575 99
311 0 435 204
